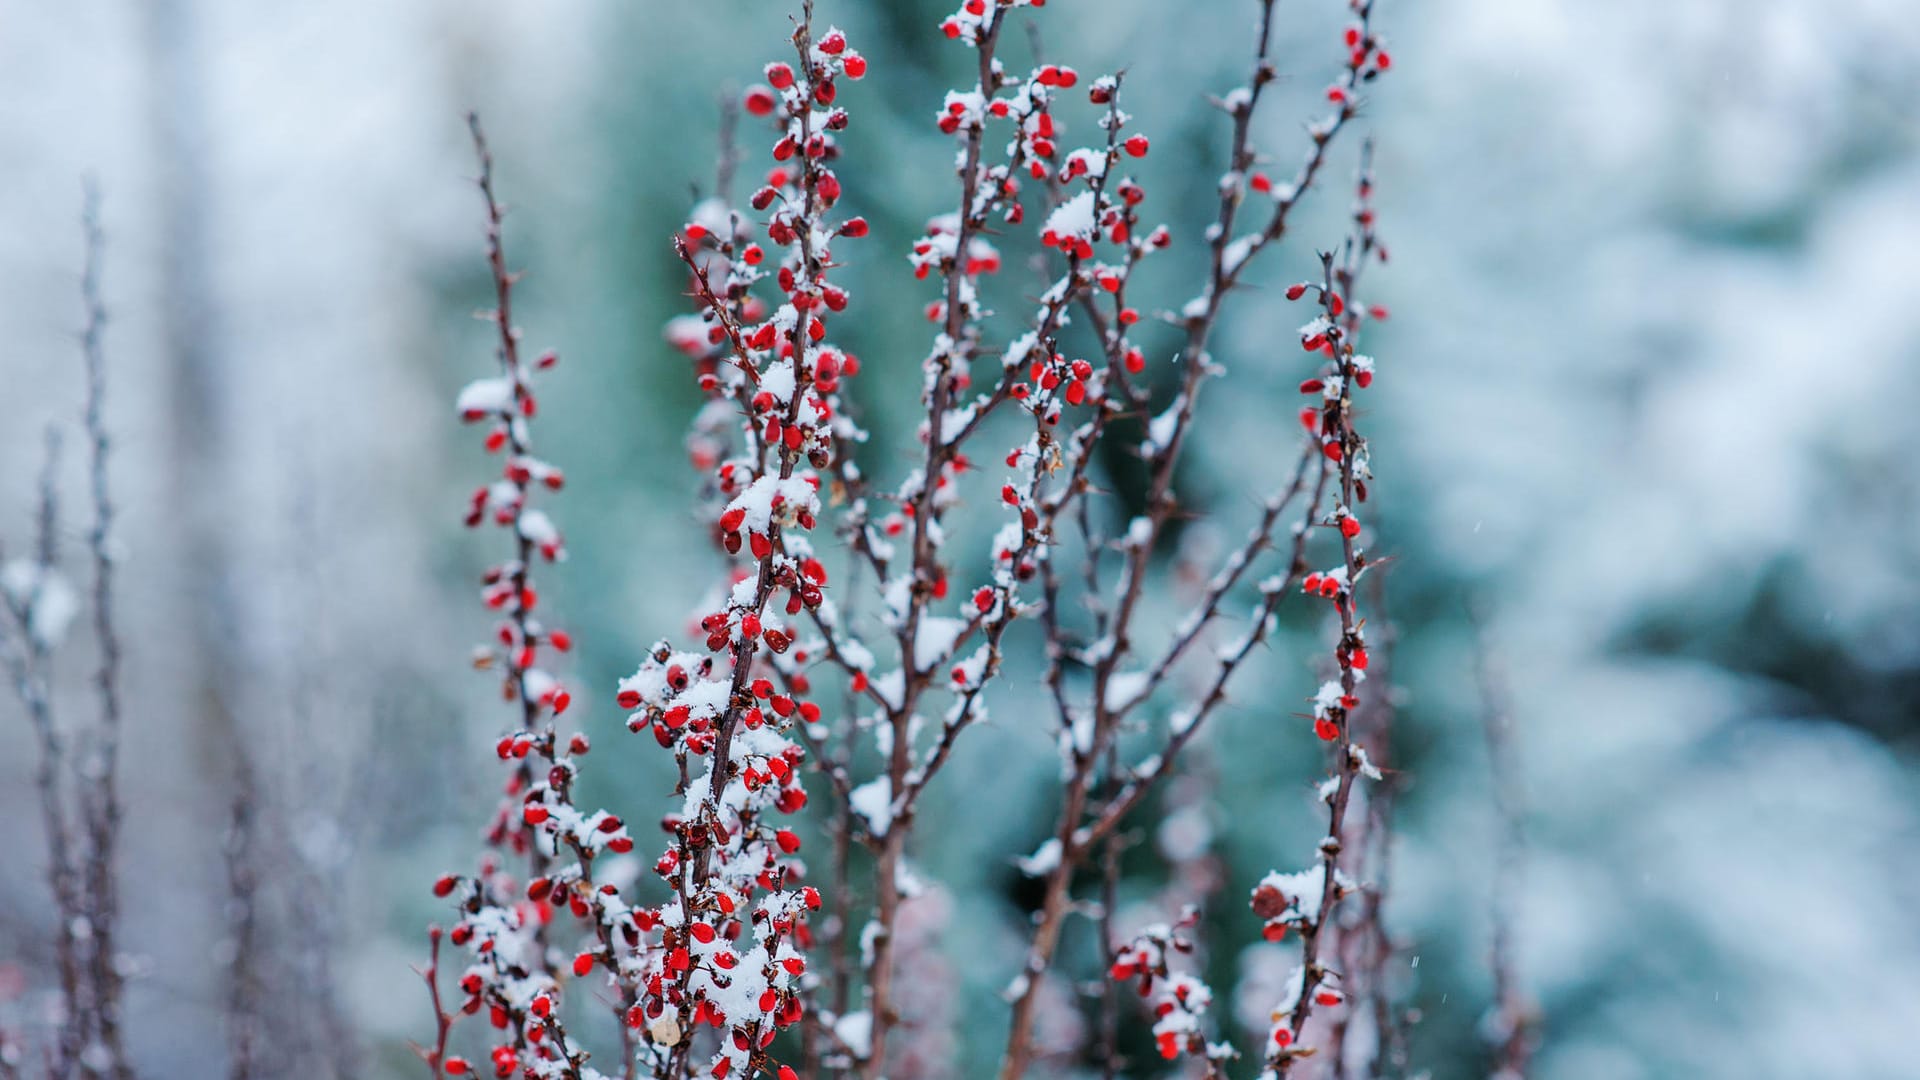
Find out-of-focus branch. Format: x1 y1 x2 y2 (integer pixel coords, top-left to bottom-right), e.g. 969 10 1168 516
76 180 133 1080
1 431 85 1080
1474 616 1536 1080
222 763 262 1080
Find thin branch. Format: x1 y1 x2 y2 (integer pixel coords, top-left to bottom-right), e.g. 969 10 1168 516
0 430 85 1080
1473 614 1536 1080
77 177 133 1080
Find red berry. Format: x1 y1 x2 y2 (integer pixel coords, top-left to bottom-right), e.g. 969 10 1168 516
1124 135 1150 157
744 86 777 116
1339 516 1361 539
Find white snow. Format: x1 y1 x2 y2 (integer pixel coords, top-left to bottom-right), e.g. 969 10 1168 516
0 560 78 647
1042 191 1097 242
849 776 893 836
455 376 514 416
913 616 967 672
1016 837 1061 877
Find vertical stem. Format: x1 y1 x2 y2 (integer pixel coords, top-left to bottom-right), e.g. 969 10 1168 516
1475 619 1534 1080
1095 823 1122 1080
2 432 84 1080
78 178 133 1080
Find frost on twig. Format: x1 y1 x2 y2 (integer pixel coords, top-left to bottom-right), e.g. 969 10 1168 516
421 3 1406 1078
0 185 135 1080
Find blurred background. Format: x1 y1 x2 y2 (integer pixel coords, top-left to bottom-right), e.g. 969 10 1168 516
3 0 1919 1078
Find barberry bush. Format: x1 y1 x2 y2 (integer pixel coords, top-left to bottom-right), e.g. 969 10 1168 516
426 2 1402 1079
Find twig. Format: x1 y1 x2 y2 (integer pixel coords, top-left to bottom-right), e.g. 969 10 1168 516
223 767 262 1080
77 177 133 1080
1 431 85 1080
998 2 1391 1068
413 928 456 1076
1474 615 1536 1080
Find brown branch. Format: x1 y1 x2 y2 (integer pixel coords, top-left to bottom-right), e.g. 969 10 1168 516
1274 168 1389 1065
861 10 1018 1077
0 430 86 1080
413 927 457 1076
223 768 262 1080
76 177 133 1080
1330 569 1399 1080
1474 614 1536 1080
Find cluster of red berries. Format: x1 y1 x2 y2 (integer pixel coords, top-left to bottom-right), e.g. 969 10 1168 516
1107 913 1218 1063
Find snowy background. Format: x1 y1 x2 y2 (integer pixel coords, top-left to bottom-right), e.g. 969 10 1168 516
3 0 1919 1077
